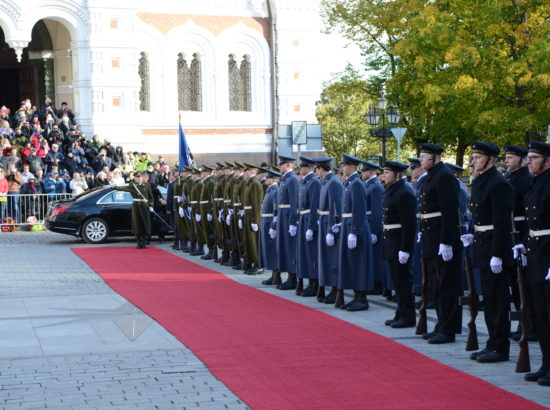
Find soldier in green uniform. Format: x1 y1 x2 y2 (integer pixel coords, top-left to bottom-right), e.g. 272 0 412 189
199 165 216 260
173 169 187 250
190 167 205 256
220 163 235 265
212 163 226 262
232 163 246 270
114 172 154 249
242 163 264 274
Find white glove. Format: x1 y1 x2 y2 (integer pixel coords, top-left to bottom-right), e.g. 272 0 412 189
238 210 245 217
251 223 258 232
438 243 453 261
371 234 378 244
326 233 335 247
207 214 212 222
269 228 277 239
331 223 341 234
178 207 184 218
512 244 526 259
347 233 357 249
149 207 154 213
273 216 278 223
218 212 223 223
490 256 503 274
460 234 474 247
546 268 550 282
289 225 297 236
238 219 243 229
305 229 314 241
226 214 232 225
398 251 409 264
417 232 422 243
177 196 183 203
195 214 201 222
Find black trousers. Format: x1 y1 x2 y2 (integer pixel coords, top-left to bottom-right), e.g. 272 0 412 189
530 281 550 370
388 258 415 322
424 255 462 335
479 267 511 355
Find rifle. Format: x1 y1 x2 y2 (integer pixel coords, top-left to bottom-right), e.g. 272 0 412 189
456 209 479 351
131 182 173 230
511 213 530 373
415 256 428 335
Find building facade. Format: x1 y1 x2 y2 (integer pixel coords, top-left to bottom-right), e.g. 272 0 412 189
0 0 329 164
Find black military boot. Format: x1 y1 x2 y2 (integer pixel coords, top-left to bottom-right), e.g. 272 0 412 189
279 273 297 290
136 238 142 249
191 244 205 256
200 248 213 260
272 269 282 287
295 278 304 295
185 242 195 254
323 287 338 304
212 247 220 263
172 239 181 250
347 291 369 311
316 286 326 302
302 279 318 297
220 250 230 265
181 241 189 252
141 238 148 249
334 289 345 308
245 264 259 275
262 272 274 285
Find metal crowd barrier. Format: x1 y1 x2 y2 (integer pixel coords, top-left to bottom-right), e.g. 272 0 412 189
0 193 73 229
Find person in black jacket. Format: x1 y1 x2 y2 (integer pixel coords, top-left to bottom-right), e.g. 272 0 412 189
514 141 550 386
503 145 535 340
461 142 514 363
418 143 462 344
382 161 417 328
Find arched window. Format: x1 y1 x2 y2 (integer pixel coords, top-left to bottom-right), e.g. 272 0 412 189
177 53 202 112
138 52 150 112
228 54 252 112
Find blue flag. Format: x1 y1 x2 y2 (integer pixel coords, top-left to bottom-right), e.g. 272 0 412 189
178 120 192 172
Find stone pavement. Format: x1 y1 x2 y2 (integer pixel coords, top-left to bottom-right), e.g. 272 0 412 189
0 231 548 408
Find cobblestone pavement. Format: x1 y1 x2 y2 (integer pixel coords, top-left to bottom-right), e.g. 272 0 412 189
0 231 548 408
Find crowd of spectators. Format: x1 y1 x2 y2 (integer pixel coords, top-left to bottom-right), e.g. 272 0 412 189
0 98 172 223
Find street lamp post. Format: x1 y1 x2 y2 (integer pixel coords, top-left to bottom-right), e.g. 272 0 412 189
366 95 400 165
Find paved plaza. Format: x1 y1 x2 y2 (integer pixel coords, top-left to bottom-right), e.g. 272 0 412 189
0 231 548 409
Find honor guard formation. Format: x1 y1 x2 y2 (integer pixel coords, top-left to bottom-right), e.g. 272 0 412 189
144 141 550 387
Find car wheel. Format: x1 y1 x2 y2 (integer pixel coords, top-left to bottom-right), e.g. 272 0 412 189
81 217 109 244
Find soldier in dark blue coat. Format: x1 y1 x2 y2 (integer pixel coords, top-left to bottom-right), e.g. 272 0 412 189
409 158 427 290
336 154 373 311
296 156 322 296
503 145 534 339
461 142 513 363
515 141 550 386
360 160 386 294
313 158 343 304
382 161 417 328
418 143 462 344
270 155 300 289
259 168 280 285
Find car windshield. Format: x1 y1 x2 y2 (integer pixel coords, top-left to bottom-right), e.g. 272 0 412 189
73 187 107 202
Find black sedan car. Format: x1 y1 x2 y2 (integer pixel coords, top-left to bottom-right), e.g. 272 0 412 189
45 186 172 244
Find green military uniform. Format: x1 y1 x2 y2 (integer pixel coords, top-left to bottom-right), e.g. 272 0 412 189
199 167 216 258
190 169 206 255
222 165 236 265
114 175 154 249
242 165 264 273
231 166 246 269
212 163 226 261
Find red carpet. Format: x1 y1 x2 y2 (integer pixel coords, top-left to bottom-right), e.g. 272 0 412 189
73 246 541 409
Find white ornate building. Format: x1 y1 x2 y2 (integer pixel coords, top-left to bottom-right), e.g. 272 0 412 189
0 0 341 163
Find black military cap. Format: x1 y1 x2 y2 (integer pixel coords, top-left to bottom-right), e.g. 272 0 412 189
446 163 464 173
471 141 500 157
311 157 334 167
341 153 362 166
265 168 282 178
419 143 445 154
360 161 380 172
504 145 528 157
278 155 296 165
528 141 550 157
298 156 315 167
201 165 213 172
384 161 409 172
408 158 421 169
260 161 268 167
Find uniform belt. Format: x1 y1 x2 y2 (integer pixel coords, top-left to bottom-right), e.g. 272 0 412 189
278 204 291 208
529 228 550 237
420 212 442 219
199 200 209 204
299 209 310 215
243 206 252 210
261 213 274 217
189 201 198 204
366 211 372 215
317 210 329 215
215 197 224 201
133 199 147 202
224 200 231 203
173 196 179 198
514 216 526 222
474 224 494 232
233 202 241 206
383 224 402 230
342 213 353 218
